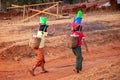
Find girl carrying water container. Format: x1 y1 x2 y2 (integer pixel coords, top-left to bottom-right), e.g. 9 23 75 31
71 11 88 73
29 17 49 76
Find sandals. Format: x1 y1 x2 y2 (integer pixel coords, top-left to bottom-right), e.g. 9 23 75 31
40 70 48 73
29 69 48 76
73 69 79 73
29 69 35 76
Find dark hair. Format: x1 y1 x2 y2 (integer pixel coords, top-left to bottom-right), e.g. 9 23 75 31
75 25 82 31
39 24 48 32
76 26 82 31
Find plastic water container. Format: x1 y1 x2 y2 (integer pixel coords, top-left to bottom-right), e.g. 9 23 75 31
74 17 82 24
40 17 47 24
77 10 83 18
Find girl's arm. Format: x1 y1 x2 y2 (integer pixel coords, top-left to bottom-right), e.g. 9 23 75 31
82 37 88 52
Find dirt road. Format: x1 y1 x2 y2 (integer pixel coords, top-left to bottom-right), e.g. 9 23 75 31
0 11 120 80
0 45 120 80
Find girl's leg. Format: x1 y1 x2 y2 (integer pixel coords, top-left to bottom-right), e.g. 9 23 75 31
30 48 43 75
73 46 83 73
41 60 48 73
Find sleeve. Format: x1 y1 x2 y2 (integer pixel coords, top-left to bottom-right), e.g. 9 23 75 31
81 32 85 39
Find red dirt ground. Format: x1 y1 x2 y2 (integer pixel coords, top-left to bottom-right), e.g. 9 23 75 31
0 11 120 80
